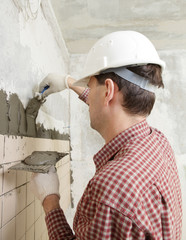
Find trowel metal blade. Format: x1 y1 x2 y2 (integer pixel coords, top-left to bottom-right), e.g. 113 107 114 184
9 162 52 173
8 151 68 173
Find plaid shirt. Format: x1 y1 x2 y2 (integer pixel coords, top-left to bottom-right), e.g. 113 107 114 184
46 89 182 239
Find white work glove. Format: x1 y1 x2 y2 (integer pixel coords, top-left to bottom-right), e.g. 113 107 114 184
39 73 70 97
30 166 60 204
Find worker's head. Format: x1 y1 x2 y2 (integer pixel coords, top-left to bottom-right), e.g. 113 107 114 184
75 30 165 88
75 31 165 130
94 64 163 117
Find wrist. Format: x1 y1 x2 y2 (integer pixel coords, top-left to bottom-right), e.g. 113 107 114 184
43 194 60 214
67 76 76 89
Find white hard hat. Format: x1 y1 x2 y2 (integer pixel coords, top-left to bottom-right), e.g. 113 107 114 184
75 31 165 87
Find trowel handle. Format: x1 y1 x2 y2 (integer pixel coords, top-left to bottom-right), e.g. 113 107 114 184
41 85 50 94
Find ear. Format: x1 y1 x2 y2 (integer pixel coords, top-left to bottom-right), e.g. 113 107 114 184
104 78 116 106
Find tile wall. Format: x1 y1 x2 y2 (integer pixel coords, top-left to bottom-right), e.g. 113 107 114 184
0 135 71 240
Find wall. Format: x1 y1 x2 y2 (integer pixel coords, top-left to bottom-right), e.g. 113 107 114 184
0 136 70 240
51 0 186 53
0 0 71 239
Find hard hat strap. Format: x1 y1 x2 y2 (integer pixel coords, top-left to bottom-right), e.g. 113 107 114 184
101 67 156 93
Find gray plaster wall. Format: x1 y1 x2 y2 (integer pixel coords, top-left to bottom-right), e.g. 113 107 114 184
0 0 70 138
51 0 186 53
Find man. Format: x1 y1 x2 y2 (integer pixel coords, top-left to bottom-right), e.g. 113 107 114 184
30 31 182 239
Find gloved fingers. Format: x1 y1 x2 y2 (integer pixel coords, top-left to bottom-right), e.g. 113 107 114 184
39 81 49 93
42 87 56 97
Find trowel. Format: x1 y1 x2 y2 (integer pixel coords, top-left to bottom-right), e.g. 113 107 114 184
9 151 68 173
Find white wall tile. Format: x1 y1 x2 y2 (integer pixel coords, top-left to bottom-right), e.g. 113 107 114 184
26 183 34 206
26 172 32 182
41 231 49 240
3 136 29 164
20 235 26 240
16 209 26 240
60 187 71 211
57 161 70 178
0 135 70 240
0 168 3 196
0 135 4 165
2 217 16 240
26 202 34 231
2 190 16 226
16 170 27 187
35 217 43 240
0 196 2 228
16 185 26 215
3 164 16 194
25 224 34 240
35 199 42 221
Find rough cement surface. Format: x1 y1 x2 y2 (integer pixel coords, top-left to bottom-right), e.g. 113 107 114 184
37 123 70 140
24 151 67 165
0 90 9 134
51 0 186 53
26 97 43 137
9 94 23 135
0 89 69 140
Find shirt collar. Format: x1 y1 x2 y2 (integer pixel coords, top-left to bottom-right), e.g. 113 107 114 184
93 120 151 172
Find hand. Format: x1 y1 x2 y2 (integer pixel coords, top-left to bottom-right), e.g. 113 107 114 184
30 166 60 204
39 73 70 97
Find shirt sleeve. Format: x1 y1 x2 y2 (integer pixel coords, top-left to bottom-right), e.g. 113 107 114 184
73 200 146 240
79 88 89 104
45 208 76 240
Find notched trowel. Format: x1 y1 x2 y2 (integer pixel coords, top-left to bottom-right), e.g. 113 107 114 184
9 151 68 173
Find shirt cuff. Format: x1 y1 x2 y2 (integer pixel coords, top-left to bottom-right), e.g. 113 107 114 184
45 208 75 239
79 88 90 103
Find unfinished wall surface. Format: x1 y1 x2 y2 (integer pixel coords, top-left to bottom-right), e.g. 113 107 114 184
0 135 70 240
0 0 71 239
51 0 186 53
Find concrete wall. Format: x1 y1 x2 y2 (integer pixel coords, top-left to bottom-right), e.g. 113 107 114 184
51 0 186 53
0 0 71 239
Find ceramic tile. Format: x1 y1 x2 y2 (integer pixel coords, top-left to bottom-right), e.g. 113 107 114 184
16 209 26 240
2 217 16 240
0 168 3 196
34 199 42 221
3 163 16 194
3 136 29 164
16 185 26 214
16 170 27 187
35 217 43 240
0 135 4 165
2 190 16 226
26 202 34 231
26 183 35 206
0 196 2 228
25 224 34 240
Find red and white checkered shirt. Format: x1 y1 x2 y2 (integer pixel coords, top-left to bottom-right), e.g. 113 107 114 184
45 89 182 239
